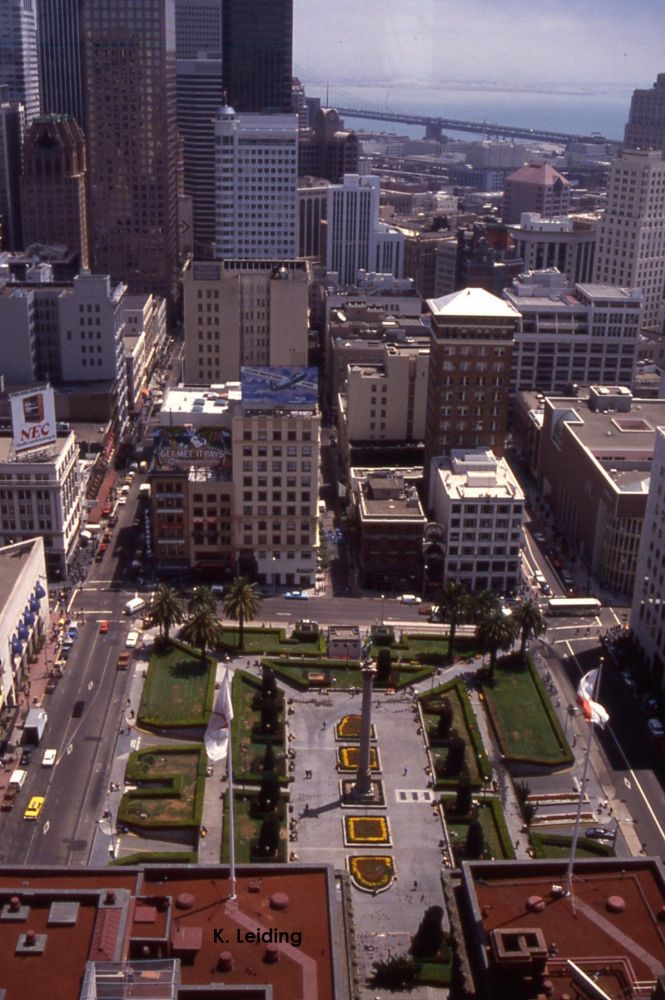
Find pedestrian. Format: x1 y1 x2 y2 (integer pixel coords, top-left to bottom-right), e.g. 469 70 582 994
403 766 408 776
572 736 577 748
515 838 520 850
413 880 417 889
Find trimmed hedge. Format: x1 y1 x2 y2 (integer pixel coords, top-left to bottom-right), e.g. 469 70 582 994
111 851 198 866
422 678 492 787
530 832 615 859
118 744 207 830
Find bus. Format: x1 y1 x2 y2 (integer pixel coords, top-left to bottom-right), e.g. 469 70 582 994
546 597 601 617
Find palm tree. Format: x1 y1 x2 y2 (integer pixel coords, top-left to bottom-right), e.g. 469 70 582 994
436 581 471 663
470 589 502 623
188 585 215 617
475 609 517 678
223 577 261 650
151 584 184 643
511 598 547 660
181 606 224 664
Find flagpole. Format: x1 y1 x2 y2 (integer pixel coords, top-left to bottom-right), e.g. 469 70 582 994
565 657 604 908
227 674 236 901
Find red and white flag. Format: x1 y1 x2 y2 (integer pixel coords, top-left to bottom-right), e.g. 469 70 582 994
577 669 609 727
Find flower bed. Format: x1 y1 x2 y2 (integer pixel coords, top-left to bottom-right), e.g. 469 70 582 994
336 714 376 741
348 855 395 892
337 745 380 772
343 814 391 846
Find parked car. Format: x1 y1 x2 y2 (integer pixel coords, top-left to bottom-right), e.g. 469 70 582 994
125 630 140 648
284 591 309 600
620 670 637 691
648 718 665 738
584 826 615 841
1 789 17 811
533 531 546 544
19 749 31 767
45 677 58 694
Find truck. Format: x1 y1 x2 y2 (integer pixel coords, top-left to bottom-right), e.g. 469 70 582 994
22 707 48 745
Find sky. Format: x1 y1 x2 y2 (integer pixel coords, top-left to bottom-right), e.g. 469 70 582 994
294 0 665 88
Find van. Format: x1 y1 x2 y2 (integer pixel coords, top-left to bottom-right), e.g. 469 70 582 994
138 483 151 498
211 584 225 597
9 769 27 791
534 571 546 586
318 500 327 515
125 596 146 616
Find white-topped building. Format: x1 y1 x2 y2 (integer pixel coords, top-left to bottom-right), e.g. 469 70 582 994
429 447 524 594
326 175 404 287
631 426 665 687
214 108 298 260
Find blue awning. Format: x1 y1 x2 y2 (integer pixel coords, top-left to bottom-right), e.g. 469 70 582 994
35 581 46 599
24 610 35 626
18 622 28 640
11 637 23 656
30 597 40 612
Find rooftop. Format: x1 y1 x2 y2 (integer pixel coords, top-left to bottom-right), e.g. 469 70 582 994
161 385 241 420
427 287 519 320
506 162 572 187
0 538 43 618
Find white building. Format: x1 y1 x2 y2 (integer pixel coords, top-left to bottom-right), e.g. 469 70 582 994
429 448 525 594
0 432 81 578
0 0 40 124
214 108 298 260
0 536 49 715
631 426 665 687
508 212 598 286
122 293 167 414
503 268 642 393
182 257 310 383
326 174 404 287
593 149 665 331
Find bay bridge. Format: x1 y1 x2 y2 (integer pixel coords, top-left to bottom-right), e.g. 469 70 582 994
333 105 618 148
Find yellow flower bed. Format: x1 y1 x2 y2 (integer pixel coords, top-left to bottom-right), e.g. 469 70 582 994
338 745 379 771
344 815 390 844
349 854 395 891
336 715 376 741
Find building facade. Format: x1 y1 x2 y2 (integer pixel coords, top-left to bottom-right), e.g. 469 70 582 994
214 108 298 260
631 425 665 686
624 73 665 154
20 115 89 270
0 537 49 715
326 175 404 287
81 0 179 302
298 108 359 184
36 0 84 123
507 212 597 286
0 0 40 124
593 148 665 331
221 0 293 114
0 87 24 251
502 163 571 225
175 0 223 59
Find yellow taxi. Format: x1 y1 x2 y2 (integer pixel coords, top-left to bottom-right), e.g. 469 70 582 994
23 795 45 821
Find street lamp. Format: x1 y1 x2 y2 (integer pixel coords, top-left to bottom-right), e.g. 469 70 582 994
380 594 385 626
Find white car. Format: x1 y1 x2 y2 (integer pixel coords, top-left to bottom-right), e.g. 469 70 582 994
398 594 422 605
125 630 141 648
648 718 665 738
42 748 57 767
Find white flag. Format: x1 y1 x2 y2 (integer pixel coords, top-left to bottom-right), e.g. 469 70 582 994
204 669 234 761
577 669 609 728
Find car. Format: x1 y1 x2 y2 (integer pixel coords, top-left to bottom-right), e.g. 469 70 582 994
284 590 309 600
1 789 16 811
648 718 665 738
117 496 127 505
19 749 31 767
98 542 107 555
418 604 433 615
24 795 45 820
72 701 85 718
398 594 422 605
584 826 615 841
639 694 660 713
125 630 140 648
116 651 131 670
533 531 546 544
42 748 57 767
620 670 636 691
99 620 109 634
45 677 58 694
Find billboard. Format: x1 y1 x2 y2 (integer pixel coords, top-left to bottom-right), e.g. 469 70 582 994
240 367 318 409
10 386 57 453
153 426 232 479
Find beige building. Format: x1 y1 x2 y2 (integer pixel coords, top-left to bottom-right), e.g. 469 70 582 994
182 257 310 383
631 426 665 686
0 537 49 717
122 293 167 414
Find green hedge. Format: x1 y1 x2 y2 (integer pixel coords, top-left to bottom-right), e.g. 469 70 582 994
530 832 615 859
119 745 207 830
422 678 492 786
111 851 198 866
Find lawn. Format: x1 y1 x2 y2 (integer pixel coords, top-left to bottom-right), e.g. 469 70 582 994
138 642 216 728
264 657 434 692
481 656 573 767
421 679 492 787
445 798 515 861
530 832 615 859
118 745 206 830
220 790 287 864
220 625 323 656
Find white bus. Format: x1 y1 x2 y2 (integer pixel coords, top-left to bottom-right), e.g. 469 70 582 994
546 597 601 617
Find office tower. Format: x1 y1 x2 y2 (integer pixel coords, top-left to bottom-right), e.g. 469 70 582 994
0 86 25 250
214 108 298 259
631 425 665 680
594 148 665 331
502 163 571 224
624 73 665 153
508 212 597 285
20 116 89 269
175 0 222 58
0 0 40 124
326 175 404 287
176 58 223 256
298 108 359 183
222 0 293 113
423 287 518 483
37 0 84 123
182 257 309 382
297 178 329 259
80 0 179 302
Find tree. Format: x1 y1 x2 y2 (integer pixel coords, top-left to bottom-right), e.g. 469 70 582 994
475 609 517 678
455 777 473 817
188 585 215 617
262 742 276 772
222 577 261 650
465 818 484 859
151 585 184 643
511 597 547 660
258 771 280 812
180 606 224 664
370 955 418 989
261 667 277 700
436 696 454 738
257 814 280 856
376 647 392 684
261 699 280 736
470 589 502 623
436 581 471 663
445 736 466 776
411 905 444 958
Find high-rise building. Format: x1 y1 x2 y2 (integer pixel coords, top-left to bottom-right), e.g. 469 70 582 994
631 425 665 682
298 108 359 183
423 287 518 481
80 0 179 302
297 177 329 259
221 0 293 114
0 86 25 250
214 108 298 260
176 58 223 257
593 148 665 331
0 0 40 124
20 115 89 269
175 0 222 58
326 174 404 287
507 212 597 285
502 163 571 224
36 0 84 123
624 73 665 154
182 257 309 382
